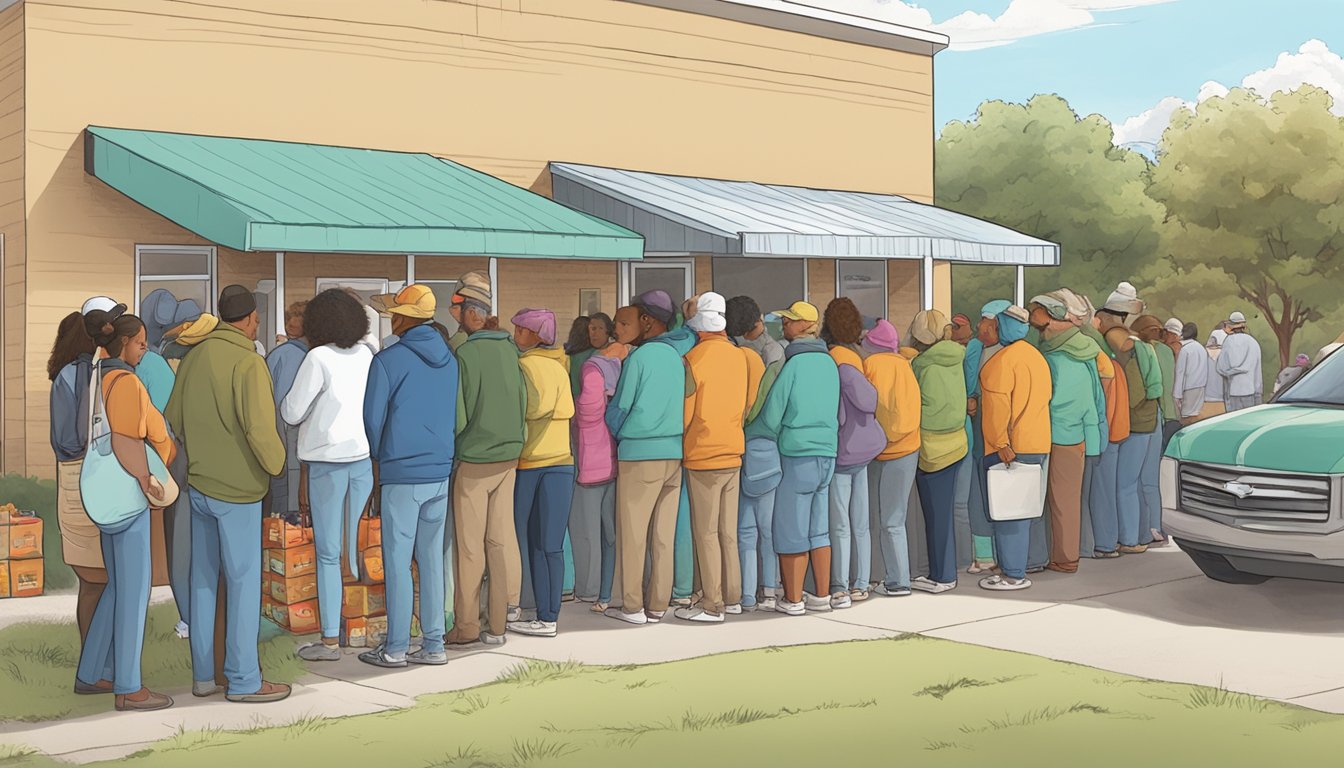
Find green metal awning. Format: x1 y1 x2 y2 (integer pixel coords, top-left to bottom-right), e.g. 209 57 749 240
84 126 643 260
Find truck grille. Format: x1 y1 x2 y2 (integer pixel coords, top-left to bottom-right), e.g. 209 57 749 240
1178 463 1332 529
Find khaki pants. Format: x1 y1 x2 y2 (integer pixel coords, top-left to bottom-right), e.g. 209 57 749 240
687 467 742 615
451 461 520 639
617 460 682 614
1046 442 1086 569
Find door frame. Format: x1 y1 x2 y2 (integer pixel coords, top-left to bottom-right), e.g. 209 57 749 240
619 257 696 306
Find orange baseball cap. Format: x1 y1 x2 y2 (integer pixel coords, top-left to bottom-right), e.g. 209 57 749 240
372 284 436 320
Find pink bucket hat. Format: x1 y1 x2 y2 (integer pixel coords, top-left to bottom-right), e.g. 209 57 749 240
862 318 901 354
510 308 556 346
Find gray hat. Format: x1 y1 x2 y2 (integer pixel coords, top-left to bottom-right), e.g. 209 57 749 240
218 285 257 322
456 270 492 306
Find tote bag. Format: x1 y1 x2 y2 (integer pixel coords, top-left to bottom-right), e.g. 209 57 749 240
78 363 176 527
986 459 1049 522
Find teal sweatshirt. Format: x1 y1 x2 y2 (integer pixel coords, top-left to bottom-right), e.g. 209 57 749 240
605 330 688 461
455 330 527 464
1040 327 1107 456
754 338 839 458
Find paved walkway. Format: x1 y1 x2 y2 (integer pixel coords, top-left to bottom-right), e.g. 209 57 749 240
3 545 1344 762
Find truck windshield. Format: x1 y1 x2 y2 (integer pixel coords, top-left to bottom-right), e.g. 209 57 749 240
1277 348 1344 405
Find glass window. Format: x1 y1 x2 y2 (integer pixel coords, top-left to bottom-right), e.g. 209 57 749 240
631 263 691 307
837 260 887 326
712 257 804 317
136 246 215 314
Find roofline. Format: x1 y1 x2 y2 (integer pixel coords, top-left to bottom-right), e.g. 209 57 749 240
623 0 949 57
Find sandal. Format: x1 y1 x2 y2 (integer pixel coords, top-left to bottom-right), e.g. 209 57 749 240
590 601 609 614
979 574 1031 591
968 561 999 575
1093 549 1121 559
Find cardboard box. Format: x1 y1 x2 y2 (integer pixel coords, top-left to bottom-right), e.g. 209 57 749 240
268 544 316 578
357 516 382 551
366 615 388 647
342 584 386 619
262 595 277 623
340 616 368 648
362 550 385 585
0 561 9 598
271 598 320 634
263 518 312 549
1 512 43 560
9 558 43 597
270 572 318 605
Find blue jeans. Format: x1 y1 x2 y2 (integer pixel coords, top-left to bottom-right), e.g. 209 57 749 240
1117 432 1156 547
984 453 1049 580
773 456 835 554
1089 442 1121 553
308 459 375 638
442 474 456 631
188 489 262 695
381 481 449 656
869 453 918 590
570 481 616 603
952 447 978 569
738 490 779 606
674 475 694 599
1140 426 1164 541
916 461 961 584
76 509 151 695
514 465 575 623
828 463 871 592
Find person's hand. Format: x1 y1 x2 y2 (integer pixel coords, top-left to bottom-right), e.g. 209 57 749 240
997 446 1017 466
967 397 978 417
137 474 155 499
276 334 288 345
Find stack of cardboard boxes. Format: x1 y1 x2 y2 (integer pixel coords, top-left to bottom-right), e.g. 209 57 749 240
0 504 45 599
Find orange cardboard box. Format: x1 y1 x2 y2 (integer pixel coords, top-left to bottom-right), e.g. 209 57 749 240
366 615 388 646
263 518 312 549
1 513 43 560
0 561 9 598
342 584 386 619
268 544 316 579
357 516 382 551
270 572 318 605
361 550 384 585
262 595 277 623
340 616 368 648
9 558 43 597
272 598 320 635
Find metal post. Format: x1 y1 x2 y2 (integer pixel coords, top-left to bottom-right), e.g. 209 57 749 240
406 254 416 285
488 257 499 316
1015 265 1025 307
275 252 286 338
921 255 934 311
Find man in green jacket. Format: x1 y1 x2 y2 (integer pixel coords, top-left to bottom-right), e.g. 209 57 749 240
165 285 289 704
1030 292 1106 576
447 280 527 647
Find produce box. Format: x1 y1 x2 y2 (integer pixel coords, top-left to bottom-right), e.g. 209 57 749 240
0 511 43 560
262 595 277 622
263 518 313 549
342 584 386 619
8 558 43 598
362 549 384 585
357 516 381 551
268 544 316 578
270 572 318 605
271 598 319 634
340 616 368 648
0 561 9 598
366 615 388 647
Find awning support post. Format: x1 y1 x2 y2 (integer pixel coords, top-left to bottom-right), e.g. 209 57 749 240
921 255 934 311
1015 265 1025 307
275 252 286 338
488 257 499 316
406 254 416 285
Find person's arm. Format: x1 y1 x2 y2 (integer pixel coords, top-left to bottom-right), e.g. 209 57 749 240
605 351 641 438
743 350 764 422
104 373 155 498
280 353 323 426
576 364 607 427
363 358 390 460
979 362 1014 455
754 362 793 441
236 358 286 477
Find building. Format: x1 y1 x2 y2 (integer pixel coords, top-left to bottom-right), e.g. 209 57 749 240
0 0 1057 477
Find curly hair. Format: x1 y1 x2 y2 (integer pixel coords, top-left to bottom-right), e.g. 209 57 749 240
564 316 592 355
725 296 761 338
821 297 863 346
48 311 96 381
304 289 368 349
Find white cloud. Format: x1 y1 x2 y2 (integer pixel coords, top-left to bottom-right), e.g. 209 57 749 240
802 0 1176 50
1113 40 1344 148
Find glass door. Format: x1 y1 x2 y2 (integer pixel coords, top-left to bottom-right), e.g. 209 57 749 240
625 259 695 308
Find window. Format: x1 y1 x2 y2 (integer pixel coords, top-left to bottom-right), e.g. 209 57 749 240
837 259 887 326
625 260 694 307
420 280 462 335
712 257 805 316
135 245 216 315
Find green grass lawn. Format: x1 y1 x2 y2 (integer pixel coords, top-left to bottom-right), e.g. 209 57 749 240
0 603 307 723
3 635 1338 767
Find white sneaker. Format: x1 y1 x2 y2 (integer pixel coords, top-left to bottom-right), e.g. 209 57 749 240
481 632 507 647
674 606 724 623
644 609 666 624
874 583 912 597
979 575 1032 592
803 592 832 613
725 604 743 615
605 608 648 626
507 620 558 638
830 592 853 610
775 598 806 616
174 621 190 640
911 576 957 594
506 606 522 623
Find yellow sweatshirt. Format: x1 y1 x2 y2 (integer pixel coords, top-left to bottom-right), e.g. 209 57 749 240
518 347 575 469
683 334 764 470
864 352 922 461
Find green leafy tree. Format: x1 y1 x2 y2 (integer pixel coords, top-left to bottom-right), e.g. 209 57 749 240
937 94 1164 314
1147 86 1344 369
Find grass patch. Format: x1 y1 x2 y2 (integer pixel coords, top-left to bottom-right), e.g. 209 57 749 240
495 659 586 687
1187 679 1272 713
0 474 73 591
0 603 308 723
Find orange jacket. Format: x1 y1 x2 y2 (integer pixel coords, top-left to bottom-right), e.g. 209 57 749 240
978 340 1052 456
683 335 764 470
1105 356 1132 443
831 345 863 372
863 352 921 461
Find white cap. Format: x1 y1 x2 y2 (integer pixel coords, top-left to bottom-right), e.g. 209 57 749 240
688 292 727 333
1208 328 1228 347
1164 318 1184 335
81 296 126 319
1229 311 1247 324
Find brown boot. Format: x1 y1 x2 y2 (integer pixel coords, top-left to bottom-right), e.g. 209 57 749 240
115 688 174 712
226 681 292 704
74 679 114 696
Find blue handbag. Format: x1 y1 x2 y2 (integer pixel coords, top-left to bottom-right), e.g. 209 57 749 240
78 362 175 528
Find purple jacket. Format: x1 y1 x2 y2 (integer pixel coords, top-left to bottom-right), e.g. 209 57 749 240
836 363 884 468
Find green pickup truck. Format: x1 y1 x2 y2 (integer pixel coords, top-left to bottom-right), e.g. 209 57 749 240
1163 353 1344 584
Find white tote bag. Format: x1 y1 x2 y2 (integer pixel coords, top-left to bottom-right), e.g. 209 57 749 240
986 459 1049 522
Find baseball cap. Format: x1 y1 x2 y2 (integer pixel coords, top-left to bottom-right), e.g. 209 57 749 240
771 301 820 324
632 290 676 325
81 296 126 320
1229 311 1247 325
1164 318 1184 335
372 284 437 320
1029 293 1068 321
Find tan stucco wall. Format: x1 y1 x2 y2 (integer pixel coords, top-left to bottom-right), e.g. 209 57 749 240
9 0 934 476
0 2 22 475
888 260 922 334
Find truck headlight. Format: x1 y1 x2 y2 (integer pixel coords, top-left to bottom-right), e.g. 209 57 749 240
1161 458 1178 508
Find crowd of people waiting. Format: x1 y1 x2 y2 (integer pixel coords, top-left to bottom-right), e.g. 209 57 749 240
45 271 1283 713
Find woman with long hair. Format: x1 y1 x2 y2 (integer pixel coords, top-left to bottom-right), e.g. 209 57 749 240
282 289 375 661
74 310 176 711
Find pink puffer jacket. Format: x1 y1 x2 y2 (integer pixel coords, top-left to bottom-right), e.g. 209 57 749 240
574 355 621 485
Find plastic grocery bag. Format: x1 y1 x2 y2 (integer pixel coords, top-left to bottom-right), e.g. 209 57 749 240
986 460 1048 522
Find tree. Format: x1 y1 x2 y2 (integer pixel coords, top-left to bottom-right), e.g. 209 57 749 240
937 94 1164 315
1148 86 1344 369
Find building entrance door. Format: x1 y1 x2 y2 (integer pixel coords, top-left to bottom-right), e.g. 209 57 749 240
624 259 694 307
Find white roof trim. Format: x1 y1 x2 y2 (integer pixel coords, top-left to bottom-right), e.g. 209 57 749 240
623 0 949 56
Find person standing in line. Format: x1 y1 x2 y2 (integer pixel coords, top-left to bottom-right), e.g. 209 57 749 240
1153 318 1182 450
359 285 457 668
907 310 968 593
165 285 289 703
728 296 786 612
1203 325 1229 419
677 293 763 623
1173 322 1210 425
1218 311 1263 411
1131 315 1174 546
604 291 689 625
1274 354 1311 395
668 298 701 610
976 304 1051 591
863 319 921 598
1028 293 1105 575
446 277 526 647
961 302 1008 575
265 302 309 519
564 316 595 399
282 290 375 662
1083 306 1131 560
1057 290 1110 562
1109 323 1157 555
754 301 839 616
567 311 616 609
447 293 469 352
820 298 883 608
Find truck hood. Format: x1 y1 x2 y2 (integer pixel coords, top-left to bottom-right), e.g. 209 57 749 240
1166 404 1344 474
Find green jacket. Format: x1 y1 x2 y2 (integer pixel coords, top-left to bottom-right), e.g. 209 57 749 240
1133 339 1164 400
1040 328 1107 456
754 338 839 458
165 324 285 503
1123 352 1160 434
745 359 784 435
911 341 968 433
1153 341 1177 422
455 330 526 464
1081 325 1114 358
448 329 468 353
605 331 687 461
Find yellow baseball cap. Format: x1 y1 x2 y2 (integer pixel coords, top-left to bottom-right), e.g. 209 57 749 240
772 301 819 323
372 284 436 320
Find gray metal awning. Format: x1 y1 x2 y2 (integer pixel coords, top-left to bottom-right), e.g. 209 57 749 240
549 162 1059 266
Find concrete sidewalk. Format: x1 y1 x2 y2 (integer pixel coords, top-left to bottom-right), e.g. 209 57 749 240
3 544 1344 762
